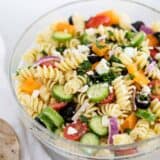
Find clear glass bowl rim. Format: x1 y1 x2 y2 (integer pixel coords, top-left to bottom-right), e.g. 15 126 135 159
8 0 160 152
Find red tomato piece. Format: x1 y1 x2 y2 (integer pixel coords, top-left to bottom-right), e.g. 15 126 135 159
63 121 88 141
86 15 110 28
115 148 137 156
100 91 115 104
50 102 67 111
150 48 158 59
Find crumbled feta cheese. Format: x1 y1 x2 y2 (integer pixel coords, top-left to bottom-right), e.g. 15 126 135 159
67 127 78 135
142 85 151 95
102 116 109 127
78 45 89 54
51 49 62 58
97 35 107 41
85 28 96 36
109 86 113 93
32 90 40 98
86 70 94 75
124 47 135 58
155 53 160 60
78 85 89 93
97 25 105 35
95 58 109 75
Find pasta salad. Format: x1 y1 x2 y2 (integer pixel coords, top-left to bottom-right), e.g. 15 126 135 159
15 10 160 147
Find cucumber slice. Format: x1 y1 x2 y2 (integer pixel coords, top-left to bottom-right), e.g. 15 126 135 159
131 32 145 47
89 116 108 136
87 83 109 103
52 31 72 42
52 85 73 102
38 114 56 132
80 132 99 145
80 132 99 155
42 107 64 128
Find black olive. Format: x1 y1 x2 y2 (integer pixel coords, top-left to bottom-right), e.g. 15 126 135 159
132 21 144 31
88 54 101 63
154 32 160 42
68 16 73 25
135 94 150 109
59 102 76 122
121 68 128 75
35 117 46 128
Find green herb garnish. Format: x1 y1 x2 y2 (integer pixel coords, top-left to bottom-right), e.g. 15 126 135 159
56 46 66 53
109 55 122 63
41 50 48 56
77 60 92 75
95 41 106 49
136 109 156 122
100 70 118 84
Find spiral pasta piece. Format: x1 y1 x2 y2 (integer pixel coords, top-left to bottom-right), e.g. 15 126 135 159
98 103 122 117
111 62 126 73
150 98 160 118
74 93 88 110
56 52 87 72
119 53 133 66
39 85 51 103
23 49 43 65
83 103 99 118
145 65 160 80
18 94 47 117
154 123 160 134
134 52 149 69
34 66 64 83
16 67 35 81
105 27 128 44
130 119 150 140
64 75 87 94
112 76 132 111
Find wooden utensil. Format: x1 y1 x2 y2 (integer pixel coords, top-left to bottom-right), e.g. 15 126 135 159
0 119 20 160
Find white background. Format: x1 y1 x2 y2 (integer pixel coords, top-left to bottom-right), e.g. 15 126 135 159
0 0 160 159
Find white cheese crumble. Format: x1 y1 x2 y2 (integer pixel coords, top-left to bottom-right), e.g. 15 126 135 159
124 47 136 58
142 85 151 95
86 70 94 75
78 85 89 93
32 90 40 98
102 116 109 127
155 53 160 60
77 45 90 54
67 127 78 135
85 28 97 36
95 58 109 75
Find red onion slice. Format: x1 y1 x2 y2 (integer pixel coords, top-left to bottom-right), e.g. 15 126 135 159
33 56 60 67
140 25 153 34
145 61 156 73
108 117 119 144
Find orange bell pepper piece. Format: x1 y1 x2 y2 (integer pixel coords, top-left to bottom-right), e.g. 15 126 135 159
97 10 119 25
53 22 75 35
20 77 42 94
121 113 137 132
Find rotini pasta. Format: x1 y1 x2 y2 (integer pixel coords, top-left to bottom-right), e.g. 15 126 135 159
130 119 150 140
98 103 122 117
56 52 87 72
112 76 132 111
150 99 160 118
34 66 64 82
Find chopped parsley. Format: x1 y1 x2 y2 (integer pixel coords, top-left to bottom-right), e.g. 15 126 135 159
77 60 92 75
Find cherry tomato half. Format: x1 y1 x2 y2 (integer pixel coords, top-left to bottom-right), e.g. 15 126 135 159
150 48 159 59
100 91 115 104
50 102 67 111
86 15 110 28
63 121 88 141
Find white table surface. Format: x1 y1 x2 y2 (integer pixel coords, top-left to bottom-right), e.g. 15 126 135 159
0 0 160 159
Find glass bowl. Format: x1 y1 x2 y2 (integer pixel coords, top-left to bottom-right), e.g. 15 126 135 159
9 0 160 159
